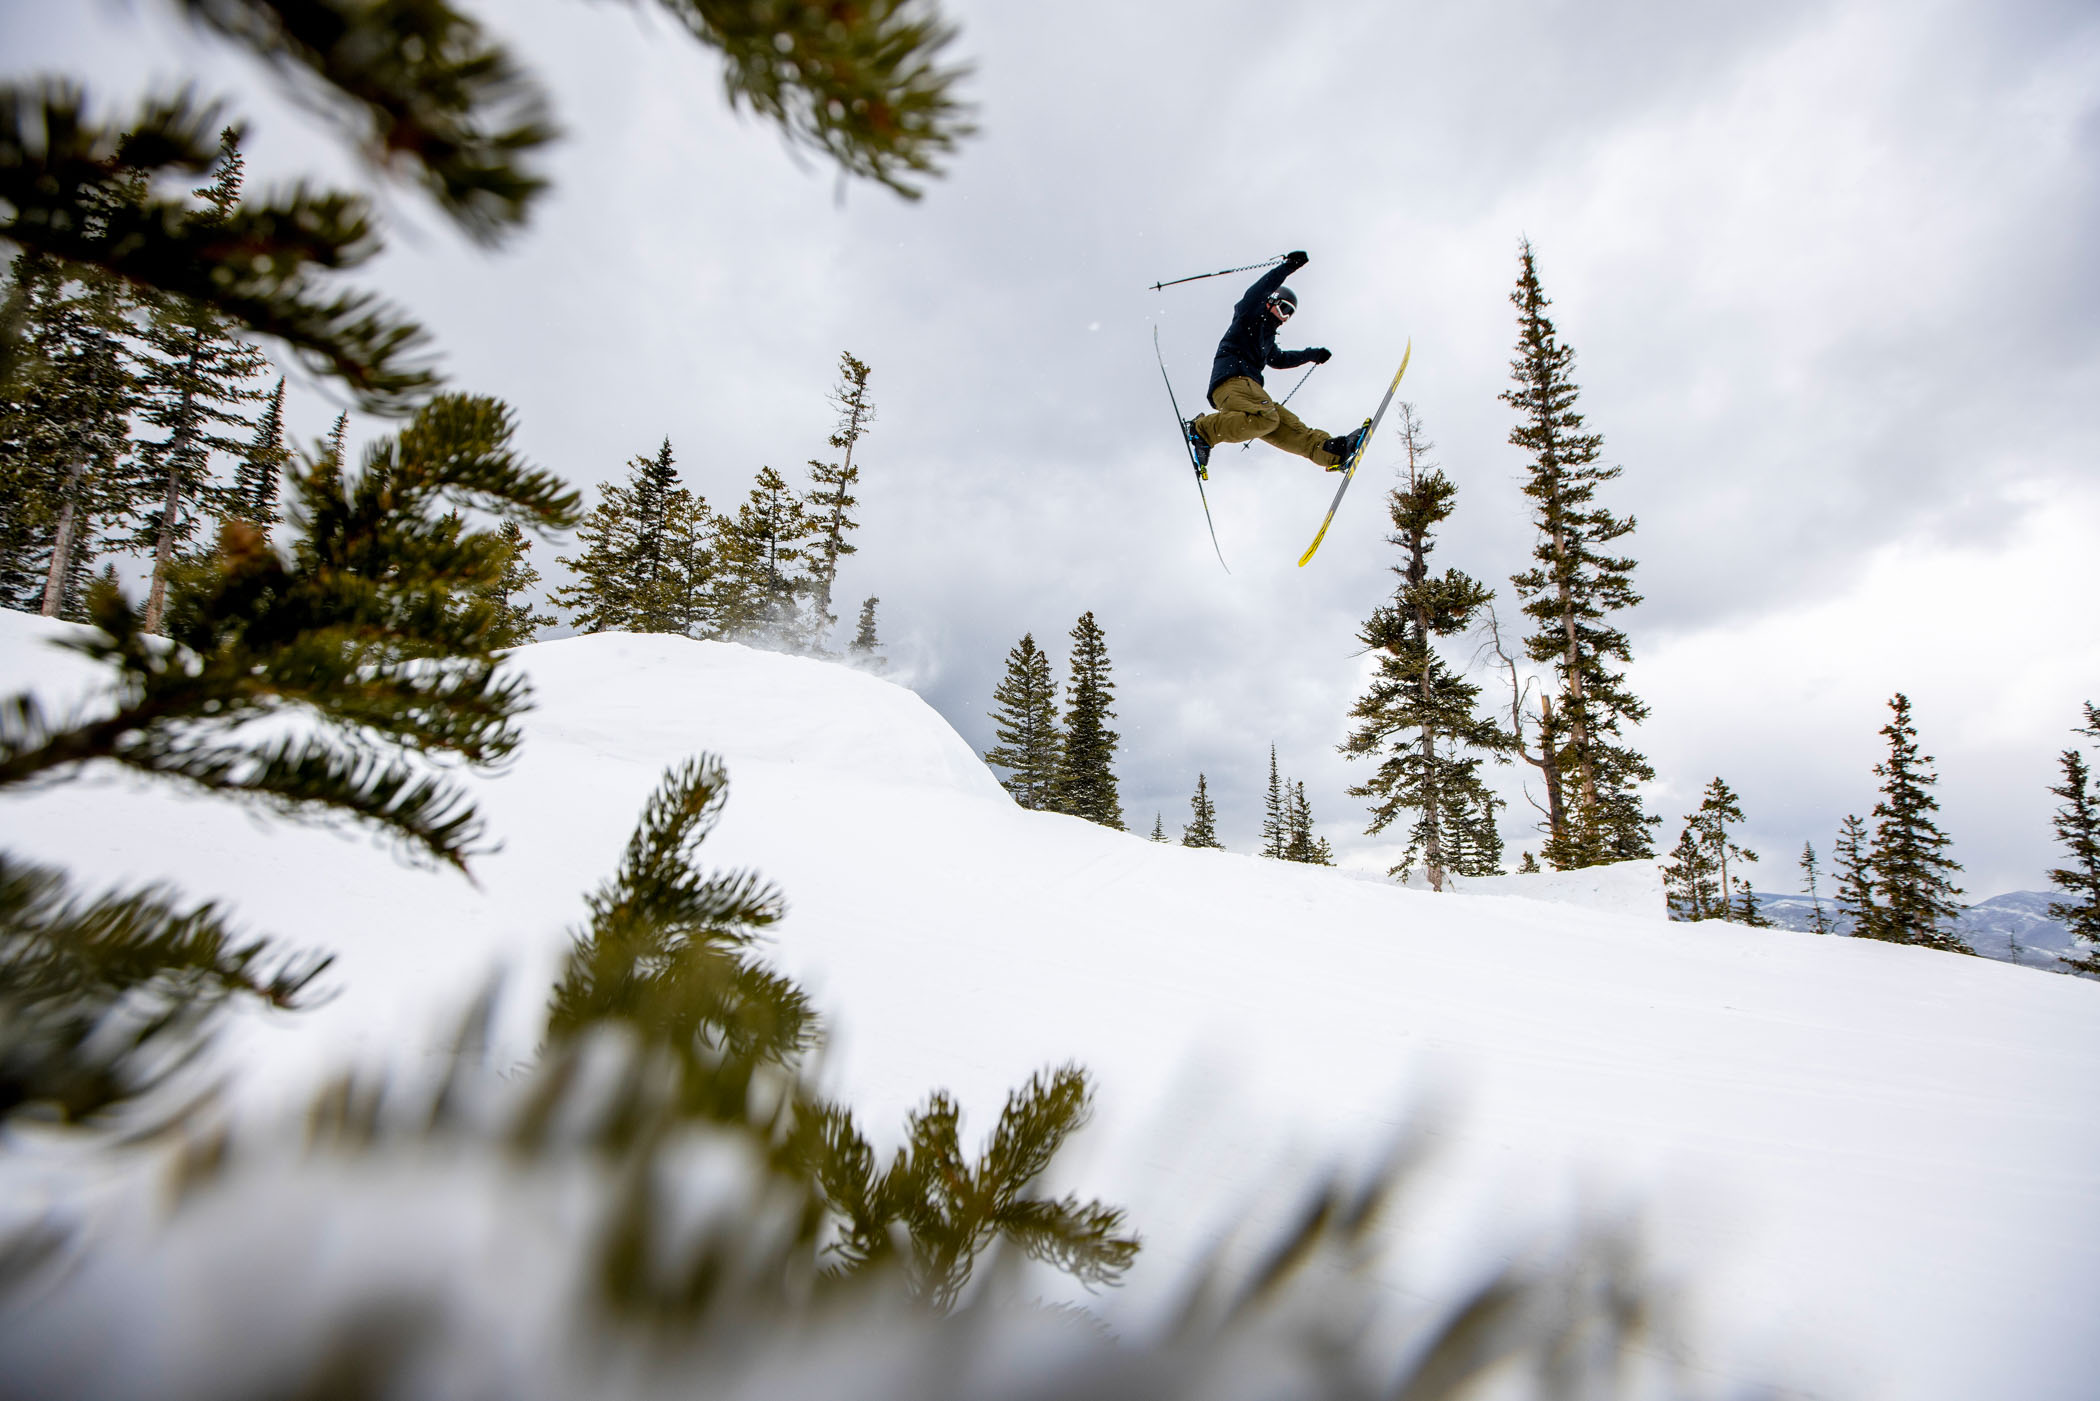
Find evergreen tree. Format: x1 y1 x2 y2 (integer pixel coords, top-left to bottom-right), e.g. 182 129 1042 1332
1662 779 1760 922
1341 404 1509 890
1799 841 1832 935
1284 781 1336 866
1662 821 1720 921
1 391 579 1123
804 352 873 645
230 376 290 537
553 439 713 636
485 520 557 648
1865 693 1967 952
1445 782 1507 877
1832 813 1876 938
126 131 271 633
714 465 813 643
1260 745 1287 859
1181 773 1224 850
983 633 1060 810
2045 702 2100 974
1149 813 1166 842
1501 240 1655 869
1701 778 1761 922
851 596 882 655
1518 850 1541 874
1052 612 1123 829
0 243 136 619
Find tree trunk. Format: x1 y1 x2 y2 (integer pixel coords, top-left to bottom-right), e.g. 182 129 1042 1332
39 454 88 617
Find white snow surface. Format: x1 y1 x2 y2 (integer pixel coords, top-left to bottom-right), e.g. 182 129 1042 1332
4 613 2099 1398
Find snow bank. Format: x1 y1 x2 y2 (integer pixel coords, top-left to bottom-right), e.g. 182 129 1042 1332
1405 858 1669 918
4 612 2098 1400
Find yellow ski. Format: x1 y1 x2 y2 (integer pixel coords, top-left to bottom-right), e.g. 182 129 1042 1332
1297 339 1411 567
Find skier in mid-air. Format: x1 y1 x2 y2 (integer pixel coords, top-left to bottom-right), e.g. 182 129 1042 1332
1183 249 1368 475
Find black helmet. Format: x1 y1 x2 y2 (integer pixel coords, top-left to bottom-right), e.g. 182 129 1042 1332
1268 285 1299 314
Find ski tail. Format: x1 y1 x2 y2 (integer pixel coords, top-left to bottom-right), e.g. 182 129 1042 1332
1297 339 1411 568
1155 326 1230 573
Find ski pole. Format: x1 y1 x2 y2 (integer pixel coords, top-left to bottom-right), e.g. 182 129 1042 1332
1240 363 1320 452
1148 254 1287 292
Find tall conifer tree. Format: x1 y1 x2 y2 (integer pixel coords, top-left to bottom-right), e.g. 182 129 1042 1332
1341 404 1508 889
1502 240 1655 868
1799 842 1832 935
1865 693 1966 952
231 377 289 536
2046 703 2100 974
714 465 813 643
1260 746 1287 859
983 633 1060 810
1832 814 1876 938
804 352 873 645
1182 773 1223 849
128 131 271 632
1053 612 1122 829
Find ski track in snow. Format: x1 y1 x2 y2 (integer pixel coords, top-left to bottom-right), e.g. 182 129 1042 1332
3 612 2097 1399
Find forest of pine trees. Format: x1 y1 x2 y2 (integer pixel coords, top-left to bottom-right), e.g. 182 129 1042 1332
550 354 888 655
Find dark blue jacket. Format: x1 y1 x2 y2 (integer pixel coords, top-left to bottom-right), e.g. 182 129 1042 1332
1207 263 1320 401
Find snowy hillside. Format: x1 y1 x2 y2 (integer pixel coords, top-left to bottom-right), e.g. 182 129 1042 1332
4 611 2099 1399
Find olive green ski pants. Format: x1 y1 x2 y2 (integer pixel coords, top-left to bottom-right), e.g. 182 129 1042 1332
1192 375 1340 466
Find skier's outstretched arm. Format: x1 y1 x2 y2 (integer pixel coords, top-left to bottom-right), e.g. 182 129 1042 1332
1232 249 1309 316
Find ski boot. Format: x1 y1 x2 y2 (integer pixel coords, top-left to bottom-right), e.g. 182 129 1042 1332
1320 423 1370 472
1184 420 1212 478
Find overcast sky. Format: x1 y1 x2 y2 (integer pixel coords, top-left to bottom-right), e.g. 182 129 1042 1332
12 0 2100 899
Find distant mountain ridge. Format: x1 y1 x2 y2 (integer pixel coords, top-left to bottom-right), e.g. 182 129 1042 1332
1751 889 2093 976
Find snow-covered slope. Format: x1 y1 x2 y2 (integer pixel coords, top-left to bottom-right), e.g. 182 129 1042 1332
5 613 2098 1399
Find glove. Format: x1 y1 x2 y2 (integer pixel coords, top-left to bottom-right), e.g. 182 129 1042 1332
1308 347 1332 364
1283 249 1310 269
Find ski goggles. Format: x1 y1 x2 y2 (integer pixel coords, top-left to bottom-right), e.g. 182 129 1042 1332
1269 297 1296 317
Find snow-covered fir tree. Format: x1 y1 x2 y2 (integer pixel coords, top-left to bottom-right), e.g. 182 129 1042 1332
1182 773 1224 849
1341 403 1508 890
984 632 1060 810
1052 611 1122 829
1502 240 1655 869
